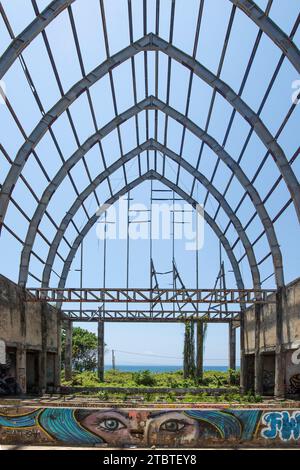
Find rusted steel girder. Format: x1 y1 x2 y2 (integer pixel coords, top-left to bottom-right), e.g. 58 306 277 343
26 287 275 304
61 309 241 322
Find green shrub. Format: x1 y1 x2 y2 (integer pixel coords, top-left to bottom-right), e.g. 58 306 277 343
133 370 157 387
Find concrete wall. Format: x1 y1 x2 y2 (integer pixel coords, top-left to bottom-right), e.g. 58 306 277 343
244 277 300 395
244 278 300 352
0 406 300 447
0 275 60 394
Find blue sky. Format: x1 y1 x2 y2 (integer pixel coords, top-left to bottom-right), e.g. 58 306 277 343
0 0 300 366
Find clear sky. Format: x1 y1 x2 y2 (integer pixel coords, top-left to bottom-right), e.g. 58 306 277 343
0 0 299 367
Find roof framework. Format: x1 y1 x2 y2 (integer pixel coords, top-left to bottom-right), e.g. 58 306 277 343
0 0 299 300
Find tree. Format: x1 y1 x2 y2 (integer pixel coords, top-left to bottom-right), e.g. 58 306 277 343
183 321 195 379
61 327 98 372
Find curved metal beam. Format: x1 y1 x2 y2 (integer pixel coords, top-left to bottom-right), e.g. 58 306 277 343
56 171 245 304
19 97 282 286
1 0 299 79
39 141 260 290
0 0 75 80
1 34 299 234
229 0 300 74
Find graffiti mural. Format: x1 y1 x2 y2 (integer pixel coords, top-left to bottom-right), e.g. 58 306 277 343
0 407 300 447
0 364 21 396
0 408 261 447
289 374 300 395
0 407 299 447
261 411 300 441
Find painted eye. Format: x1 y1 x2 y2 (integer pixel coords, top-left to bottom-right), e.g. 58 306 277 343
98 418 125 432
160 420 186 432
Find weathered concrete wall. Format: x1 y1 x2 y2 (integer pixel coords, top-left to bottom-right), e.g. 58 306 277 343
244 278 300 353
0 406 299 447
0 275 60 393
244 277 300 395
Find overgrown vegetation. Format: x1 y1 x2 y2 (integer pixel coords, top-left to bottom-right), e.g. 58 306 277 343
60 369 264 403
61 368 239 388
61 327 98 372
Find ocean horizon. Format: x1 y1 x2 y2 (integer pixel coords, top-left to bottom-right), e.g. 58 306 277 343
104 365 238 373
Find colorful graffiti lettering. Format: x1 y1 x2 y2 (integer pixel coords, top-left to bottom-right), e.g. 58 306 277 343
261 411 300 441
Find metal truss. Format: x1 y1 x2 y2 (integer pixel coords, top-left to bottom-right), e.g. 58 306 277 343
27 287 275 304
1 0 299 79
19 99 284 288
61 308 241 323
1 33 299 246
21 134 266 289
0 0 299 295
56 171 248 299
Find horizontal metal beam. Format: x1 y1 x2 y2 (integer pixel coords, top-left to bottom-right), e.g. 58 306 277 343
62 309 242 322
26 287 276 304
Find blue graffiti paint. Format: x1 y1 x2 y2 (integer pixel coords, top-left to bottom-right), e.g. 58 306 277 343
185 410 242 439
261 411 300 441
38 408 103 444
231 410 261 440
0 410 40 428
0 408 103 444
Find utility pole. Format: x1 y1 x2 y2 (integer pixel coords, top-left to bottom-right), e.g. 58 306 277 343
112 349 116 370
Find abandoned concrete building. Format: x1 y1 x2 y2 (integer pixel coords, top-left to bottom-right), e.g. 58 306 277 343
0 0 300 402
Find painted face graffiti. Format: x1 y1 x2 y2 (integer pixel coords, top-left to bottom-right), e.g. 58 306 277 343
1 407 300 447
78 410 201 446
78 410 150 446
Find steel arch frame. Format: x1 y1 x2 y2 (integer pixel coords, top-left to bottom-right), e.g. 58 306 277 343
38 140 260 290
54 170 246 303
19 98 283 287
229 0 300 74
1 0 299 81
1 33 299 239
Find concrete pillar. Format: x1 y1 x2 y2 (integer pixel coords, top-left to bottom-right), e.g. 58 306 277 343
54 310 62 390
18 288 27 394
275 287 286 398
229 321 236 371
64 321 73 381
98 320 105 382
39 302 48 394
196 321 204 382
254 303 263 395
239 309 246 394
16 346 26 394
